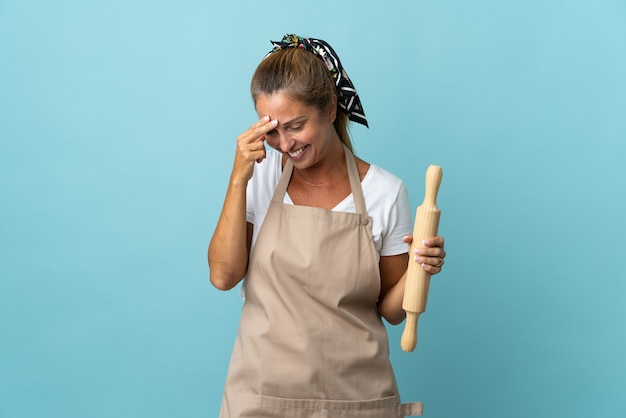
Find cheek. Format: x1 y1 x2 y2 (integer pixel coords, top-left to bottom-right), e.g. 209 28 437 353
299 128 321 145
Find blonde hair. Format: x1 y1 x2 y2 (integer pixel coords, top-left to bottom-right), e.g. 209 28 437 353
251 48 352 152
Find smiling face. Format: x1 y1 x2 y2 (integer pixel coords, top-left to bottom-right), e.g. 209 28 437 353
251 47 354 153
256 91 339 168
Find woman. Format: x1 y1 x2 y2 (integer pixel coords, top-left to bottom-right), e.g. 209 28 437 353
208 34 446 418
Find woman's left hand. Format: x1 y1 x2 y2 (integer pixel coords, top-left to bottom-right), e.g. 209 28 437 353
402 235 446 275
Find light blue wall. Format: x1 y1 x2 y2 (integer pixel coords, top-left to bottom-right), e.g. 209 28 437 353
1 1 625 417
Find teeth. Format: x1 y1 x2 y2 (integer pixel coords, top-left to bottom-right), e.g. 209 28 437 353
288 147 305 158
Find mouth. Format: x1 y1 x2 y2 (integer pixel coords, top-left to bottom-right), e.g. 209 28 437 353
287 145 308 160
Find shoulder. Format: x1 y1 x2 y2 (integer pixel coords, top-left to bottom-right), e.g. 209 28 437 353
355 155 405 192
362 162 411 226
363 163 407 198
360 162 412 256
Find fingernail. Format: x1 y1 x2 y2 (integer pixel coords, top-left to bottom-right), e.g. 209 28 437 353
422 239 429 246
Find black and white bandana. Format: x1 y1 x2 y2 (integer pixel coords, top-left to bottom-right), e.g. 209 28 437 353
266 34 368 128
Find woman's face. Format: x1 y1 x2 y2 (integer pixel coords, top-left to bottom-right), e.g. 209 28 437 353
256 92 337 168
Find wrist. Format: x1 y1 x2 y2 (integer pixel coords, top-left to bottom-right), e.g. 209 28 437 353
229 174 249 189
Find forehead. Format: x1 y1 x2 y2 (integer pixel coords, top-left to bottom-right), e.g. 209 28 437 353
255 92 316 119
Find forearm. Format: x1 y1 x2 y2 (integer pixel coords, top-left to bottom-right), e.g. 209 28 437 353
208 176 250 290
378 237 447 324
378 271 407 325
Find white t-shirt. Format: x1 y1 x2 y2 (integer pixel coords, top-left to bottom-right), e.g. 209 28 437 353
246 149 412 259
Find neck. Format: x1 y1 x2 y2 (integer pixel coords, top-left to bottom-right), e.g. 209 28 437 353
293 139 346 187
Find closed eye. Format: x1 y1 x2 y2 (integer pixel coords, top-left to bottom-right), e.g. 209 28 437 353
287 125 304 132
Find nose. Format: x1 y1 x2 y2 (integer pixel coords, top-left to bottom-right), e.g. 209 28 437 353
274 131 295 153
279 138 294 152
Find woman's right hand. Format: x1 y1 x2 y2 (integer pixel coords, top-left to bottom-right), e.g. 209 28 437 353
232 115 278 184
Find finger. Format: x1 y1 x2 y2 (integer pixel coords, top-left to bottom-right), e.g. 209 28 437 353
237 134 265 155
250 116 278 140
237 117 277 147
414 247 446 259
419 262 443 275
239 146 266 164
422 236 445 249
249 115 273 130
236 118 273 158
414 253 445 267
256 148 267 163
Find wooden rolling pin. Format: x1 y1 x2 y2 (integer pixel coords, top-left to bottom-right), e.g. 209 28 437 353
401 165 443 352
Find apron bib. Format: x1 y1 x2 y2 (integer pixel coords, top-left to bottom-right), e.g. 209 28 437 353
220 147 422 417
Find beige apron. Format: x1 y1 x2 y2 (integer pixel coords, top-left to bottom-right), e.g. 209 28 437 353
219 147 422 417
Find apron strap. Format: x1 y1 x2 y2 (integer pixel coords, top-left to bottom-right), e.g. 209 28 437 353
343 146 367 217
399 401 424 417
270 145 368 217
271 158 293 203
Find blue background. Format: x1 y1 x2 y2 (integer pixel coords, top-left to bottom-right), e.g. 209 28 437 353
1 1 625 417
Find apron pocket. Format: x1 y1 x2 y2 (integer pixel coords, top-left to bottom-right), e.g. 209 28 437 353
226 392 421 418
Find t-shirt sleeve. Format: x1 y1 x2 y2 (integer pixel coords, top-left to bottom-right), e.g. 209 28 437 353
245 153 269 225
379 182 412 256
246 149 280 227
246 177 256 225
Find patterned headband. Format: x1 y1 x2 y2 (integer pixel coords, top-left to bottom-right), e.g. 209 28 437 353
266 34 368 128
